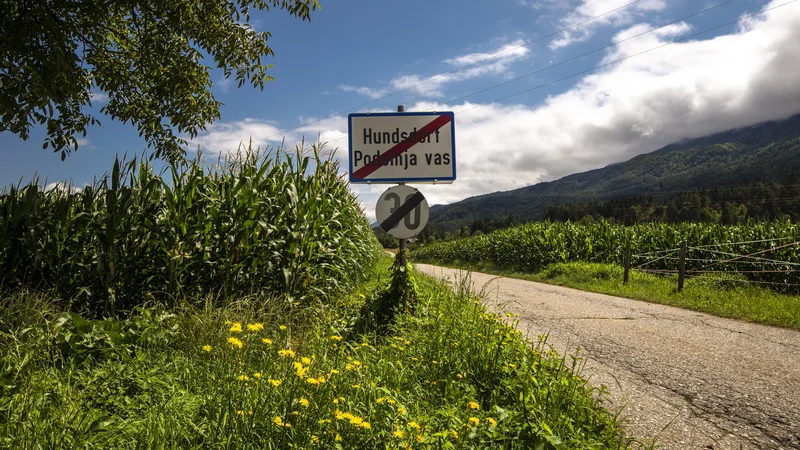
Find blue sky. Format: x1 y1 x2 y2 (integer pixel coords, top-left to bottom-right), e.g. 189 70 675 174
3 0 800 221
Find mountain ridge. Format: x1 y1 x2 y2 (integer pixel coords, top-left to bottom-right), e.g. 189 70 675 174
426 113 800 233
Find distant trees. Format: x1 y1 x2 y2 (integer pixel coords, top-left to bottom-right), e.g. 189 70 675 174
373 228 398 249
544 177 799 225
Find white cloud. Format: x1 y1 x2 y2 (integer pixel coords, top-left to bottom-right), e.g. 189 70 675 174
71 138 93 150
190 2 800 223
45 181 83 194
185 114 355 157
549 0 667 50
185 118 284 154
89 90 108 103
443 42 530 67
327 2 800 220
339 84 388 100
341 40 531 99
215 75 233 93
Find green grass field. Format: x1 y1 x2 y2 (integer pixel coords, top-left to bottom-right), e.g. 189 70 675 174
0 257 643 449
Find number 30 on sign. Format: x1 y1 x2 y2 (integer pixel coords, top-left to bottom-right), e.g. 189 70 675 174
375 185 429 239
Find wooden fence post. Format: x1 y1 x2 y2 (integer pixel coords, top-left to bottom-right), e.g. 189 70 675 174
623 241 630 285
678 242 686 292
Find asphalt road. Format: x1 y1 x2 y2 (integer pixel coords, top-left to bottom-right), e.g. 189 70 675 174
415 264 800 450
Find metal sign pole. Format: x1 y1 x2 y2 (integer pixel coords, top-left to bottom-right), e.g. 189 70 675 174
396 104 407 267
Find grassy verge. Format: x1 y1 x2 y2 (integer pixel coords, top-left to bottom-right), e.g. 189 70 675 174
0 256 637 449
412 258 800 329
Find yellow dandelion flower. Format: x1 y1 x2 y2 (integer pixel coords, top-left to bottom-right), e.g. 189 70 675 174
456 373 463 379
486 417 497 426
387 398 396 405
252 372 262 379
316 376 326 384
273 416 284 427
408 421 420 430
330 369 340 375
293 361 308 377
301 356 311 365
230 322 243 333
246 322 264 332
202 345 212 352
311 435 319 442
261 337 272 345
278 349 295 358
335 434 342 442
330 335 343 342
268 379 282 387
299 397 310 407
397 406 407 415
227 337 243 349
359 421 371 429
416 434 424 442
469 417 480 426
224 320 232 325
351 384 361 389
239 375 250 382
349 416 363 426
306 377 319 385
468 401 480 410
376 397 386 404
449 430 459 440
335 410 354 421
236 410 245 416
393 430 404 439
279 325 287 331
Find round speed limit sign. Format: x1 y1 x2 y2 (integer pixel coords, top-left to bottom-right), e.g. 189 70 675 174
375 185 429 239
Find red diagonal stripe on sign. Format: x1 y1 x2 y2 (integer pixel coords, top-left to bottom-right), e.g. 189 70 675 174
352 114 452 180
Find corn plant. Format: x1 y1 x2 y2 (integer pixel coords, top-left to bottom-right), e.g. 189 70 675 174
412 220 800 292
0 144 382 316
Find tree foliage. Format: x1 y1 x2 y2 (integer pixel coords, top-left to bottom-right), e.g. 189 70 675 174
1 0 319 161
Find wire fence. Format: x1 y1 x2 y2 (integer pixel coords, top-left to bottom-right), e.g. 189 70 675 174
628 237 800 293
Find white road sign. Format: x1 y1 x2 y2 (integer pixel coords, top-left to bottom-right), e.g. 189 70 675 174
349 111 456 184
375 185 429 239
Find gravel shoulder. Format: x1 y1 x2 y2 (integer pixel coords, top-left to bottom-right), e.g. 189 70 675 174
415 263 800 450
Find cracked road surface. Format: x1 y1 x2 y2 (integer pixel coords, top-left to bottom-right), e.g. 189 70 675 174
415 264 800 449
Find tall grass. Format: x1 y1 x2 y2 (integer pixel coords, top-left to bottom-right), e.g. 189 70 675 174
0 262 633 449
412 220 800 290
0 145 381 316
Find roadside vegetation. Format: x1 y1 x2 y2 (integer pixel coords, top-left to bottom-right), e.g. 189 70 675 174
0 152 636 448
411 220 800 329
0 146 378 316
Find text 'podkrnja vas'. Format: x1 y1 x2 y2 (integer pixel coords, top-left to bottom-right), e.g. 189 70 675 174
353 127 451 170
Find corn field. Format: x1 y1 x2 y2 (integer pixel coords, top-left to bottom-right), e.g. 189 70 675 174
412 220 800 291
0 146 381 316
